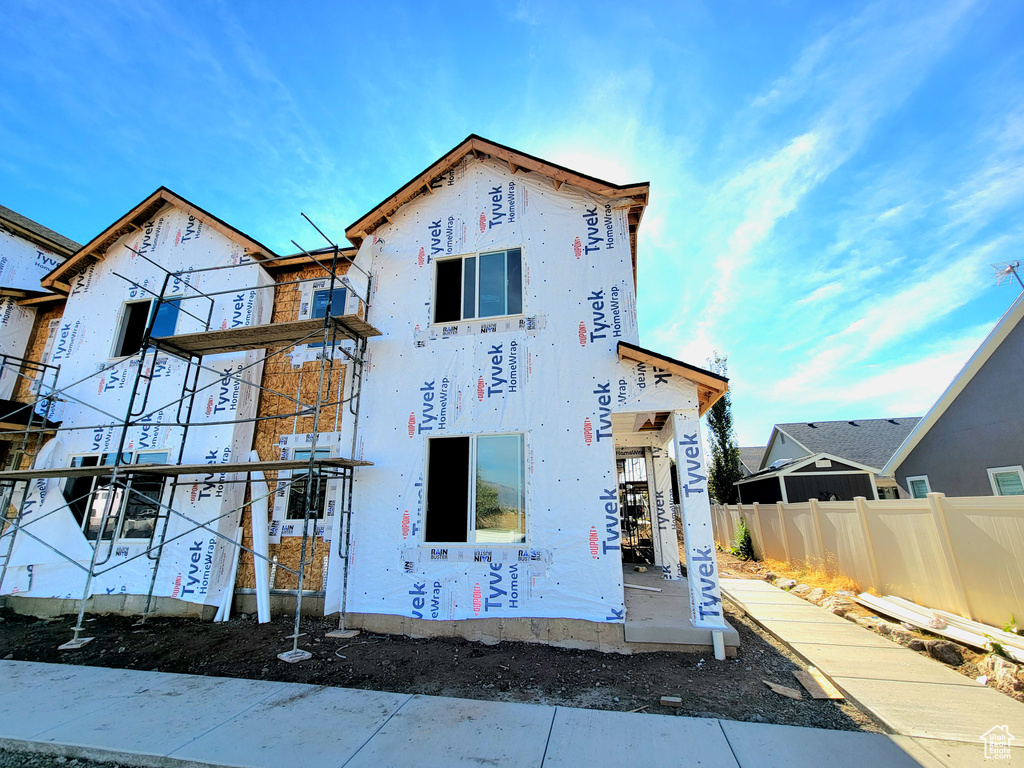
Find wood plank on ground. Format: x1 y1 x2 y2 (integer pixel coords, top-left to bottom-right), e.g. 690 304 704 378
793 668 844 700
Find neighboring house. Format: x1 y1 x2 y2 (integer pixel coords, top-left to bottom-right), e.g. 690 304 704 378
882 291 1024 498
0 204 80 467
0 136 733 650
736 417 921 503
738 446 766 476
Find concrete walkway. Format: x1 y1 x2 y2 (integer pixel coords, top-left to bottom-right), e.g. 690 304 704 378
722 577 1024 767
1 660 932 768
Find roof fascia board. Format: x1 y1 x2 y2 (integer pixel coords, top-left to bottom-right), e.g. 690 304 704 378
344 135 649 245
0 218 78 258
881 291 1024 476
736 451 879 484
41 187 277 292
615 341 729 416
787 452 880 474
775 427 813 456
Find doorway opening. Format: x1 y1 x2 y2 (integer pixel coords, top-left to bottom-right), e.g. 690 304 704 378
616 456 654 564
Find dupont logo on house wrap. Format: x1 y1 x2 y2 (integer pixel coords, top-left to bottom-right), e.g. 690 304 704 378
407 413 416 438
401 510 411 539
573 236 582 259
472 583 482 615
417 247 425 267
589 526 600 558
578 321 587 346
583 417 593 445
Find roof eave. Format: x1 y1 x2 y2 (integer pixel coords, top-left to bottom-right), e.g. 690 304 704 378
41 187 278 294
343 135 650 287
882 291 1024 476
616 341 729 417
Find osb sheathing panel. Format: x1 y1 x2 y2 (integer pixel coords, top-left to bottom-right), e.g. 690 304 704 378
12 301 65 403
234 509 330 591
237 262 349 589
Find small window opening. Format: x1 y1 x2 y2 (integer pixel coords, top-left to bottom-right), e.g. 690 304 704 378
114 301 152 357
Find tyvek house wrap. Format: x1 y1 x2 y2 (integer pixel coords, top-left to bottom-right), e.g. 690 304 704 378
330 156 702 623
0 297 37 400
0 225 66 292
2 202 272 609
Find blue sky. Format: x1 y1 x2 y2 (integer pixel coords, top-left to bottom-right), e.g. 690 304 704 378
2 0 1022 446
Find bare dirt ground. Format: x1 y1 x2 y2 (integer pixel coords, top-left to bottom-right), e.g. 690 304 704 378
0 592 878 735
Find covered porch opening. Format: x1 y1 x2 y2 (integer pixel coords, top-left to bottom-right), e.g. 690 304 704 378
611 410 740 652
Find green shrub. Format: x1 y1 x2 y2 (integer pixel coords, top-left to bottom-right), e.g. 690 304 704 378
731 518 755 560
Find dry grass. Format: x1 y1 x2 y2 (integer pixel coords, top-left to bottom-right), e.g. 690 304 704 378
758 556 866 595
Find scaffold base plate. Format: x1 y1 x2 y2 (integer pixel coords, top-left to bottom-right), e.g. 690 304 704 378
326 629 360 639
58 637 94 650
277 649 313 664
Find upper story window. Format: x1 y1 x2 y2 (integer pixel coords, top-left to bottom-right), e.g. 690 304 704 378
308 287 347 348
434 248 522 324
113 299 180 357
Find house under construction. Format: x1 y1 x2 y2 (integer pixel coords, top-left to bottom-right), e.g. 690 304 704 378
0 136 737 657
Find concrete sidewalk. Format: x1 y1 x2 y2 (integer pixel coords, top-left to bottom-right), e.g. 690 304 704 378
0 660 931 768
722 577 1024 767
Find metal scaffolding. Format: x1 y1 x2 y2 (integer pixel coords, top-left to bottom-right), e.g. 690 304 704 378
0 224 377 661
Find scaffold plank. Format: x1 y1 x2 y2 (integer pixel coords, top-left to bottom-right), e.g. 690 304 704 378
0 457 372 481
155 316 381 356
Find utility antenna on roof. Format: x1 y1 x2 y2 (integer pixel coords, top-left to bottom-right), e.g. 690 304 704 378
992 261 1023 289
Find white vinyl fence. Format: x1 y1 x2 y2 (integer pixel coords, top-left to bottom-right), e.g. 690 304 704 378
713 494 1024 629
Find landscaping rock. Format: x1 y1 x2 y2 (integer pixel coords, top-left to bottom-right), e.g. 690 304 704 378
791 584 811 597
820 595 857 616
907 639 926 652
763 572 778 583
774 578 797 590
889 628 914 645
806 588 826 604
925 639 963 666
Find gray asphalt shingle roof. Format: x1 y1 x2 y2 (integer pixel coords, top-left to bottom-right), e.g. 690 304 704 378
775 417 922 470
0 203 81 254
738 446 767 474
